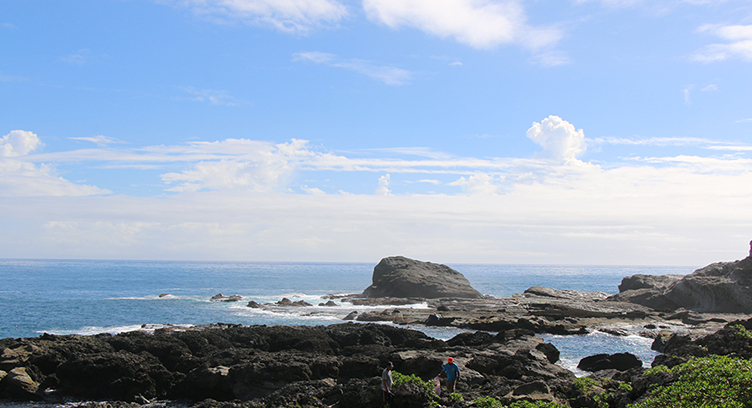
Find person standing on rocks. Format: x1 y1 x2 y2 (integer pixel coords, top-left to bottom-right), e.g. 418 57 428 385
382 361 394 405
440 357 460 393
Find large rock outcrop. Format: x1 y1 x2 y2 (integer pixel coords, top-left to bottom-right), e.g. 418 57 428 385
0 323 572 406
362 256 483 299
611 241 752 313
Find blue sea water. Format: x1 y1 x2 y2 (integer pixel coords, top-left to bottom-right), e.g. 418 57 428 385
0 260 694 378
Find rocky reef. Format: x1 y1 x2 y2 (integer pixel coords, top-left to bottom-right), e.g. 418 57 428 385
610 241 752 313
3 318 752 407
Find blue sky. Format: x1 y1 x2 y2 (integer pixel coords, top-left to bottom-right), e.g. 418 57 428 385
1 0 751 265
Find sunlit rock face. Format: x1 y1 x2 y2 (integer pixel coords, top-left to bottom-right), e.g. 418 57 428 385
362 256 483 299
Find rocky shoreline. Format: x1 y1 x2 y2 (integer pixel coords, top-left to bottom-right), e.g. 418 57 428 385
3 243 752 407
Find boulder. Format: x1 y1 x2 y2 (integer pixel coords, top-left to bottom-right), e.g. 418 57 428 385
210 294 242 302
577 352 642 372
3 367 40 397
611 241 752 313
361 256 483 299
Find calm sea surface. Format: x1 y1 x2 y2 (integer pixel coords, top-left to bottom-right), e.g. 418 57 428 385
0 259 695 385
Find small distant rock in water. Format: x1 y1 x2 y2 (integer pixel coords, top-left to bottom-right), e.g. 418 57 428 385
276 297 312 307
158 293 170 298
318 300 338 307
343 311 358 320
247 300 262 308
210 293 242 302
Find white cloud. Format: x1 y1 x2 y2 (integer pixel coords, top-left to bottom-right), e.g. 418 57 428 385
526 116 586 162
362 0 562 50
684 85 694 105
1 130 42 157
70 135 121 146
702 84 718 92
160 139 311 192
449 172 499 195
293 51 413 85
530 50 572 67
61 49 91 66
693 24 752 63
179 86 241 106
376 174 391 195
165 0 348 33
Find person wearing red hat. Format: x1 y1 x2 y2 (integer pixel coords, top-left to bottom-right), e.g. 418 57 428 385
440 357 460 393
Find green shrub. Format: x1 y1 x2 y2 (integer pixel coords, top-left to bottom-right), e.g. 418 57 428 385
449 392 464 402
508 401 569 408
471 396 504 408
631 355 752 408
734 324 752 341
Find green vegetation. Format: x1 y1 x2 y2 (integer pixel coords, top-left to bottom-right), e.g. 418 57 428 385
449 392 464 402
631 355 752 408
733 324 752 341
469 396 568 408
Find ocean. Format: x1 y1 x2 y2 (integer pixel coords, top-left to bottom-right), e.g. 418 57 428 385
0 259 695 389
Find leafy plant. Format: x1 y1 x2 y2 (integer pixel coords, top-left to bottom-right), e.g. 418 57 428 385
631 355 752 408
449 392 464 402
471 396 504 408
733 324 752 341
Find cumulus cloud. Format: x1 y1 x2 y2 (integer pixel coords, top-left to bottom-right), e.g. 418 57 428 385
1 130 42 157
165 0 348 33
293 51 413 85
0 130 111 196
160 139 312 192
692 24 752 63
526 116 586 162
449 172 499 195
376 174 391 195
362 0 562 50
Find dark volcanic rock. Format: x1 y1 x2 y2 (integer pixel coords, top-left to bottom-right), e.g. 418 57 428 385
611 241 752 313
362 256 483 299
577 352 642 372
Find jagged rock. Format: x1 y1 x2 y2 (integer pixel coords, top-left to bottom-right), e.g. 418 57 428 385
343 311 358 320
210 294 242 302
501 380 557 405
362 256 483 299
611 241 752 313
3 367 40 397
523 286 609 301
577 352 642 372
276 298 312 307
318 300 338 307
246 301 262 308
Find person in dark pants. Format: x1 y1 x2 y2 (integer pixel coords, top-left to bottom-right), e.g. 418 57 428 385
382 361 394 405
441 357 460 393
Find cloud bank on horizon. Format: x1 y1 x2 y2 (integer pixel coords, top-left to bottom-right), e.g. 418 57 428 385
1 0 751 265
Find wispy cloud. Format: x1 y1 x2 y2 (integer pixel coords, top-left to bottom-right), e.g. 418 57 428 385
70 135 123 147
1 22 17 29
293 51 413 85
178 86 242 106
692 24 752 63
362 0 562 50
162 0 348 34
61 49 91 66
0 72 27 82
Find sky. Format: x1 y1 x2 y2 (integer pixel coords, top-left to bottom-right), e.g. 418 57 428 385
1 0 752 266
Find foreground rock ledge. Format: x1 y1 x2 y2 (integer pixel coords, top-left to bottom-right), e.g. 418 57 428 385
0 323 572 406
